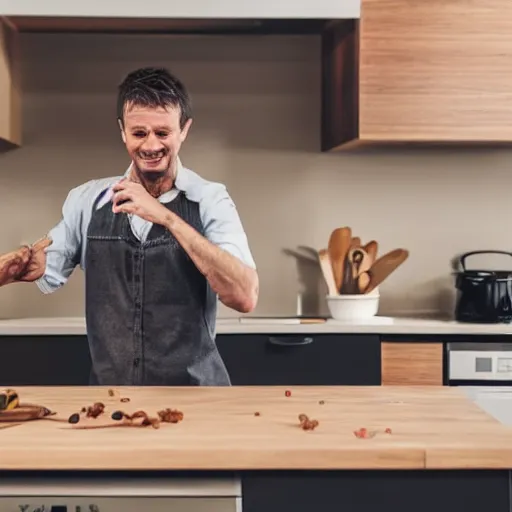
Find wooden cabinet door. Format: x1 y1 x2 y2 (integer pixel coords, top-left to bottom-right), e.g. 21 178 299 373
359 0 512 143
381 342 444 386
0 19 20 147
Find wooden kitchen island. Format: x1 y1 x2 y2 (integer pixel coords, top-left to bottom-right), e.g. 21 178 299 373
0 385 511 512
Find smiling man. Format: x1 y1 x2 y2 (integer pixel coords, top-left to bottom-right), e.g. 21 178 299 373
0 67 258 386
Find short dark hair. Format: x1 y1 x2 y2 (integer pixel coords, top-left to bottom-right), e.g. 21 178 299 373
117 67 192 129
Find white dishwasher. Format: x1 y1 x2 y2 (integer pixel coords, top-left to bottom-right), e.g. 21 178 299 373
0 474 241 512
447 341 512 426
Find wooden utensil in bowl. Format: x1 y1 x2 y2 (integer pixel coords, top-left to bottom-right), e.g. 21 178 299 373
342 246 372 294
358 271 371 293
365 248 409 294
328 226 352 292
348 247 372 278
318 249 338 296
363 240 378 265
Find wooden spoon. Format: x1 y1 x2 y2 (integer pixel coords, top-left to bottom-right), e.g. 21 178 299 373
350 237 361 249
348 247 372 278
358 271 371 293
365 249 409 294
341 247 372 294
318 249 338 296
363 240 378 266
328 226 352 292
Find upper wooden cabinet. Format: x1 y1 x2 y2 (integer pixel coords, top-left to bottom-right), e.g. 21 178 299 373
321 0 512 150
0 19 20 149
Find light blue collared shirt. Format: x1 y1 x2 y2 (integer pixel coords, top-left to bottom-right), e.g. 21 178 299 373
36 160 256 294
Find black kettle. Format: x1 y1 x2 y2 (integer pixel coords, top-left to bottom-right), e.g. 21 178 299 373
453 250 512 323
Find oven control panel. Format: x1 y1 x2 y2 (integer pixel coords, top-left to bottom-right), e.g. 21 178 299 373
448 342 512 381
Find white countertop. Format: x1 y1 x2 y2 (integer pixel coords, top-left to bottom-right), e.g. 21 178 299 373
0 315 511 335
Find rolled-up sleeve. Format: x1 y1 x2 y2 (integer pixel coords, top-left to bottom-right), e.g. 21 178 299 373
201 184 256 269
35 185 86 294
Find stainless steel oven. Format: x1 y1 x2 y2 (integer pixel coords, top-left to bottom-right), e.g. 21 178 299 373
0 475 241 512
447 342 512 385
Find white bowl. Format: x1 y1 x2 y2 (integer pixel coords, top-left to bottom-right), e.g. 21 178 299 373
326 291 380 320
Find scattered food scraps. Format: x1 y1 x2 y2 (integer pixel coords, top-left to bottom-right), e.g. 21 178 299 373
109 408 184 429
254 412 260 416
354 427 391 438
108 389 115 397
319 400 325 405
67 402 105 424
353 428 376 439
120 397 130 403
85 402 105 419
68 413 80 424
298 413 319 430
285 390 291 397
157 408 184 424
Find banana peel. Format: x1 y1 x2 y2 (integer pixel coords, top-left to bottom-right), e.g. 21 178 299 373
0 388 19 411
0 389 55 422
0 404 55 422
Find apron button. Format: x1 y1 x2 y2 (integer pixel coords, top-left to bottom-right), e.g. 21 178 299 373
133 358 140 367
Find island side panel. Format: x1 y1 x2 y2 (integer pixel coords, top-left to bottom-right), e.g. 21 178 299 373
241 469 511 512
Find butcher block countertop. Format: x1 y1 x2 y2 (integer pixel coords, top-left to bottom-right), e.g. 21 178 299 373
1 386 512 471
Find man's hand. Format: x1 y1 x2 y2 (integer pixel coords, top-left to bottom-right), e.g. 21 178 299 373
18 236 52 282
0 246 32 286
0 237 53 286
112 180 169 225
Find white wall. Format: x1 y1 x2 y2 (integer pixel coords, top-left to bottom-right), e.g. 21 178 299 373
0 32 510 319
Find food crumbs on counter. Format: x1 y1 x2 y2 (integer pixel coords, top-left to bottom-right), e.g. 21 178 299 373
111 410 123 421
68 413 80 424
109 409 160 428
385 427 392 434
254 412 260 416
285 390 291 397
108 408 184 429
298 413 319 430
108 389 115 397
157 408 184 424
85 402 105 419
120 397 130 403
319 400 325 405
353 427 376 439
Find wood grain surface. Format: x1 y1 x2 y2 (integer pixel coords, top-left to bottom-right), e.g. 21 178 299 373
0 386 511 470
0 18 21 147
359 0 512 143
381 342 443 386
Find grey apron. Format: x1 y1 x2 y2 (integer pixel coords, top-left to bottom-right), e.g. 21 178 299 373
84 189 231 386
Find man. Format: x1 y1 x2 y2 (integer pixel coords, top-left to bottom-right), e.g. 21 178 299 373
0 67 258 387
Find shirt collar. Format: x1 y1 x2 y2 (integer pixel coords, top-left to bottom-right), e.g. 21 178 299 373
124 157 188 197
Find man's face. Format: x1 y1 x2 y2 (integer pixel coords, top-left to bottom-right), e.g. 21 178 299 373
120 103 192 180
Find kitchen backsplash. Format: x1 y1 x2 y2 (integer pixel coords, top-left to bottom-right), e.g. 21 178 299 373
0 32 510 319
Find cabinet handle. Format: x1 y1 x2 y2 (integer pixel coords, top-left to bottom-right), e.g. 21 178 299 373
267 336 314 346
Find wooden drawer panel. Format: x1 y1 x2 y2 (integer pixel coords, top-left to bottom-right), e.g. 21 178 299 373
381 342 443 386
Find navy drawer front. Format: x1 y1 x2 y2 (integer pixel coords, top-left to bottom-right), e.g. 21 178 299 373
216 334 381 385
